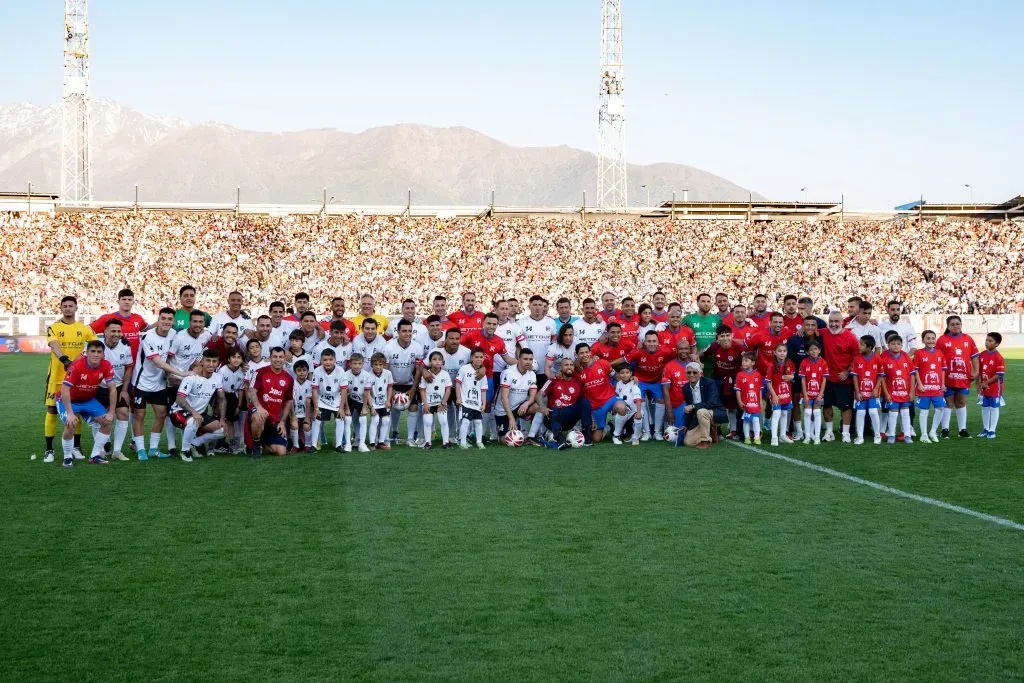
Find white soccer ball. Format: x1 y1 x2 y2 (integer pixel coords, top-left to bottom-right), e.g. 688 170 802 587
566 430 586 448
664 426 679 443
504 429 525 447
392 393 410 411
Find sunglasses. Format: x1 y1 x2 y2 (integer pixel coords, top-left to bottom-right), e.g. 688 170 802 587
686 371 700 375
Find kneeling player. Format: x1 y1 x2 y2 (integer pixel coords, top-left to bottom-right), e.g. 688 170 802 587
495 348 539 444
536 358 593 447
169 350 226 461
419 350 453 449
246 347 294 458
57 340 116 467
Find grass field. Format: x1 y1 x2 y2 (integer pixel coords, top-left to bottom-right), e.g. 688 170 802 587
1 352 1022 682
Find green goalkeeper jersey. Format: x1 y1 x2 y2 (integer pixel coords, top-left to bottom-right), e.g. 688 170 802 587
681 312 722 352
173 308 212 332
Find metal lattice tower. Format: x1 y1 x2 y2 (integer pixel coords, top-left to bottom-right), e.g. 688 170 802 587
597 0 626 209
61 0 92 205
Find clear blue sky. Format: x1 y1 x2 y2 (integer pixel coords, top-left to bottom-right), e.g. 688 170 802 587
3 0 1021 208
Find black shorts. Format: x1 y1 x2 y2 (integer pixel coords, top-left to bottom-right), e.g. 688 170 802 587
373 407 389 417
347 396 365 415
170 410 218 430
260 421 288 447
461 407 483 421
224 393 240 421
96 384 130 410
132 387 171 409
317 408 338 422
424 404 444 415
823 382 853 411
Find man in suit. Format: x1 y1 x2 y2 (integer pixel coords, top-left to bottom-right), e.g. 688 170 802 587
681 362 727 449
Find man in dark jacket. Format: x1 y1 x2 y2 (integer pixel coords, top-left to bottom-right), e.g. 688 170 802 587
681 362 727 448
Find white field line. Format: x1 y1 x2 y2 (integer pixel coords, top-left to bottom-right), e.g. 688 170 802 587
727 440 1024 532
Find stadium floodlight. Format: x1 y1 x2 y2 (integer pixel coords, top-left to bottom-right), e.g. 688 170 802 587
60 0 92 206
597 0 627 210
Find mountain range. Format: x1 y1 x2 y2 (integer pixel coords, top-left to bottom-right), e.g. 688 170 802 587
0 101 763 206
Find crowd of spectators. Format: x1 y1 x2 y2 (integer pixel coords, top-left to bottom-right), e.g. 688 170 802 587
1 211 1021 316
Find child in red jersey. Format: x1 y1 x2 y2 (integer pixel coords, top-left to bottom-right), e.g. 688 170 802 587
851 336 883 445
734 352 764 445
880 334 915 444
977 332 1006 439
798 341 828 444
913 330 946 443
766 344 796 446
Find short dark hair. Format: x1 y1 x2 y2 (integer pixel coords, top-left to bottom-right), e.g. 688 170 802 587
606 322 621 331
638 303 652 314
859 301 873 312
201 349 220 360
575 342 590 354
257 315 271 323
117 288 134 299
716 324 732 335
321 348 336 358
361 318 378 329
222 322 238 332
783 294 798 303
104 318 122 329
61 295 77 305
529 295 544 304
189 310 205 320
425 314 441 325
484 312 499 322
159 307 175 316
294 292 310 302
86 340 104 351
269 347 285 356
770 312 783 320
179 285 196 296
301 311 317 321
288 329 305 341
886 300 901 310
396 319 412 331
556 297 571 306
987 332 1002 345
860 335 876 350
293 360 309 371
798 297 813 305
330 320 347 333
269 301 285 312
582 298 596 306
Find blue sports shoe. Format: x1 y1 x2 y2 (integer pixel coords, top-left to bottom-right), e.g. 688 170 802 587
986 432 997 439
153 451 169 459
976 430 990 438
887 436 896 444
137 449 149 462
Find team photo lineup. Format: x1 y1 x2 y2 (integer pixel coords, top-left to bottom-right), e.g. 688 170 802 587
45 282 1007 467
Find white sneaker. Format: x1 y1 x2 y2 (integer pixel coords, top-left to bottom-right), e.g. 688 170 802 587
612 436 623 445
919 435 931 444
813 437 821 445
653 432 664 441
631 438 640 446
73 448 85 460
873 435 882 445
343 444 352 453
180 452 193 462
770 437 779 446
853 437 864 445
802 437 812 445
357 444 370 453
929 432 939 442
823 431 835 442
190 447 203 460
110 451 129 462
793 431 804 441
640 432 651 442
780 435 794 444
43 451 55 463
476 442 486 450
841 433 852 444
460 442 470 450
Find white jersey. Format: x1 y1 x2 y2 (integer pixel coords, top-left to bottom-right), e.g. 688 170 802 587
572 318 606 348
419 372 453 408
495 366 537 416
216 365 245 395
518 316 557 374
545 342 575 372
171 373 222 415
313 339 353 369
416 331 445 360
301 330 322 354
493 320 525 373
169 329 213 373
352 334 387 361
292 379 313 420
271 322 297 347
368 369 394 410
312 366 345 412
438 345 471 382
285 350 315 379
637 322 658 344
456 363 488 411
244 360 270 388
878 319 919 353
383 338 423 385
615 379 643 415
846 320 885 350
343 369 372 404
102 340 134 387
133 328 176 392
209 311 254 338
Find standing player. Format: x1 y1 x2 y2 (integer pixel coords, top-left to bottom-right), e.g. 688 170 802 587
209 291 254 338
702 325 743 439
96 318 135 460
132 308 188 460
649 291 670 323
657 307 697 352
912 330 946 443
575 343 628 443
660 339 692 432
314 320 354 369
627 331 674 440
215 349 246 452
878 301 918 353
798 341 828 444
168 349 225 461
682 293 723 354
572 299 607 348
340 352 373 452
519 296 558 387
173 285 212 332
89 288 148 359
879 334 914 444
429 328 471 438
449 292 486 337
780 295 803 335
205 322 243 367
168 310 213 454
715 293 732 324
734 353 765 445
57 340 116 466
43 296 96 463
321 297 358 340
310 348 346 452
821 312 859 443
352 318 387 361
610 298 641 348
456 348 489 449
553 297 579 329
495 349 539 442
350 294 390 338
851 336 884 445
727 305 760 347
384 320 425 446
246 347 294 458
765 344 796 446
636 304 658 342
977 332 1005 439
599 291 620 322
285 292 314 324
462 313 517 439
289 360 313 453
749 294 774 327
419 350 454 449
936 315 979 438
545 325 576 378
364 352 395 450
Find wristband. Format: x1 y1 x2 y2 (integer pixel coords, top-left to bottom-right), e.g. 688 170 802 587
59 355 71 369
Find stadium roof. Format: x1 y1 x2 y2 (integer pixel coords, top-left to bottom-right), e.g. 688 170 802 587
646 199 841 220
894 194 1024 220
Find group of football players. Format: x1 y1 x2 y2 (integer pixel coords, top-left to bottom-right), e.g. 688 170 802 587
43 285 1007 467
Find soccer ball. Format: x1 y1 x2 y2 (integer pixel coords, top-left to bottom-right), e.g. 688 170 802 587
664 426 679 443
392 393 410 411
504 429 525 447
565 430 586 448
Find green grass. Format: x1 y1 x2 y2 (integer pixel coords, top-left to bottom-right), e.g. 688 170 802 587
1 353 1022 682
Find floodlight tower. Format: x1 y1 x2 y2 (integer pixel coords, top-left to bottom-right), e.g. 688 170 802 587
61 0 92 205
597 0 626 209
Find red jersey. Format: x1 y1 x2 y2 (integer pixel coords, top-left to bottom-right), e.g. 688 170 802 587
660 358 689 407
576 359 616 406
978 350 1005 399
609 314 641 348
460 330 509 374
821 329 859 385
252 366 294 423
626 346 673 383
720 312 735 327
61 356 114 403
591 340 635 366
319 317 358 340
703 341 742 378
448 310 485 337
650 310 669 324
936 333 979 389
657 325 697 351
728 321 760 348
851 354 883 398
781 314 803 336
544 376 586 409
880 350 914 403
598 309 621 323
90 312 148 358
206 336 243 367
734 370 764 414
912 347 946 398
749 311 775 328
748 328 794 375
798 357 829 399
766 360 796 405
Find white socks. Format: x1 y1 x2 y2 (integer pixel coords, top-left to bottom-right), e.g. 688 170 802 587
182 420 200 451
459 418 485 446
113 420 129 451
982 406 1000 433
149 431 162 452
62 437 75 459
742 416 761 438
941 406 952 429
771 410 790 440
90 431 110 457
855 408 880 439
955 406 967 431
164 422 177 451
529 413 545 438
